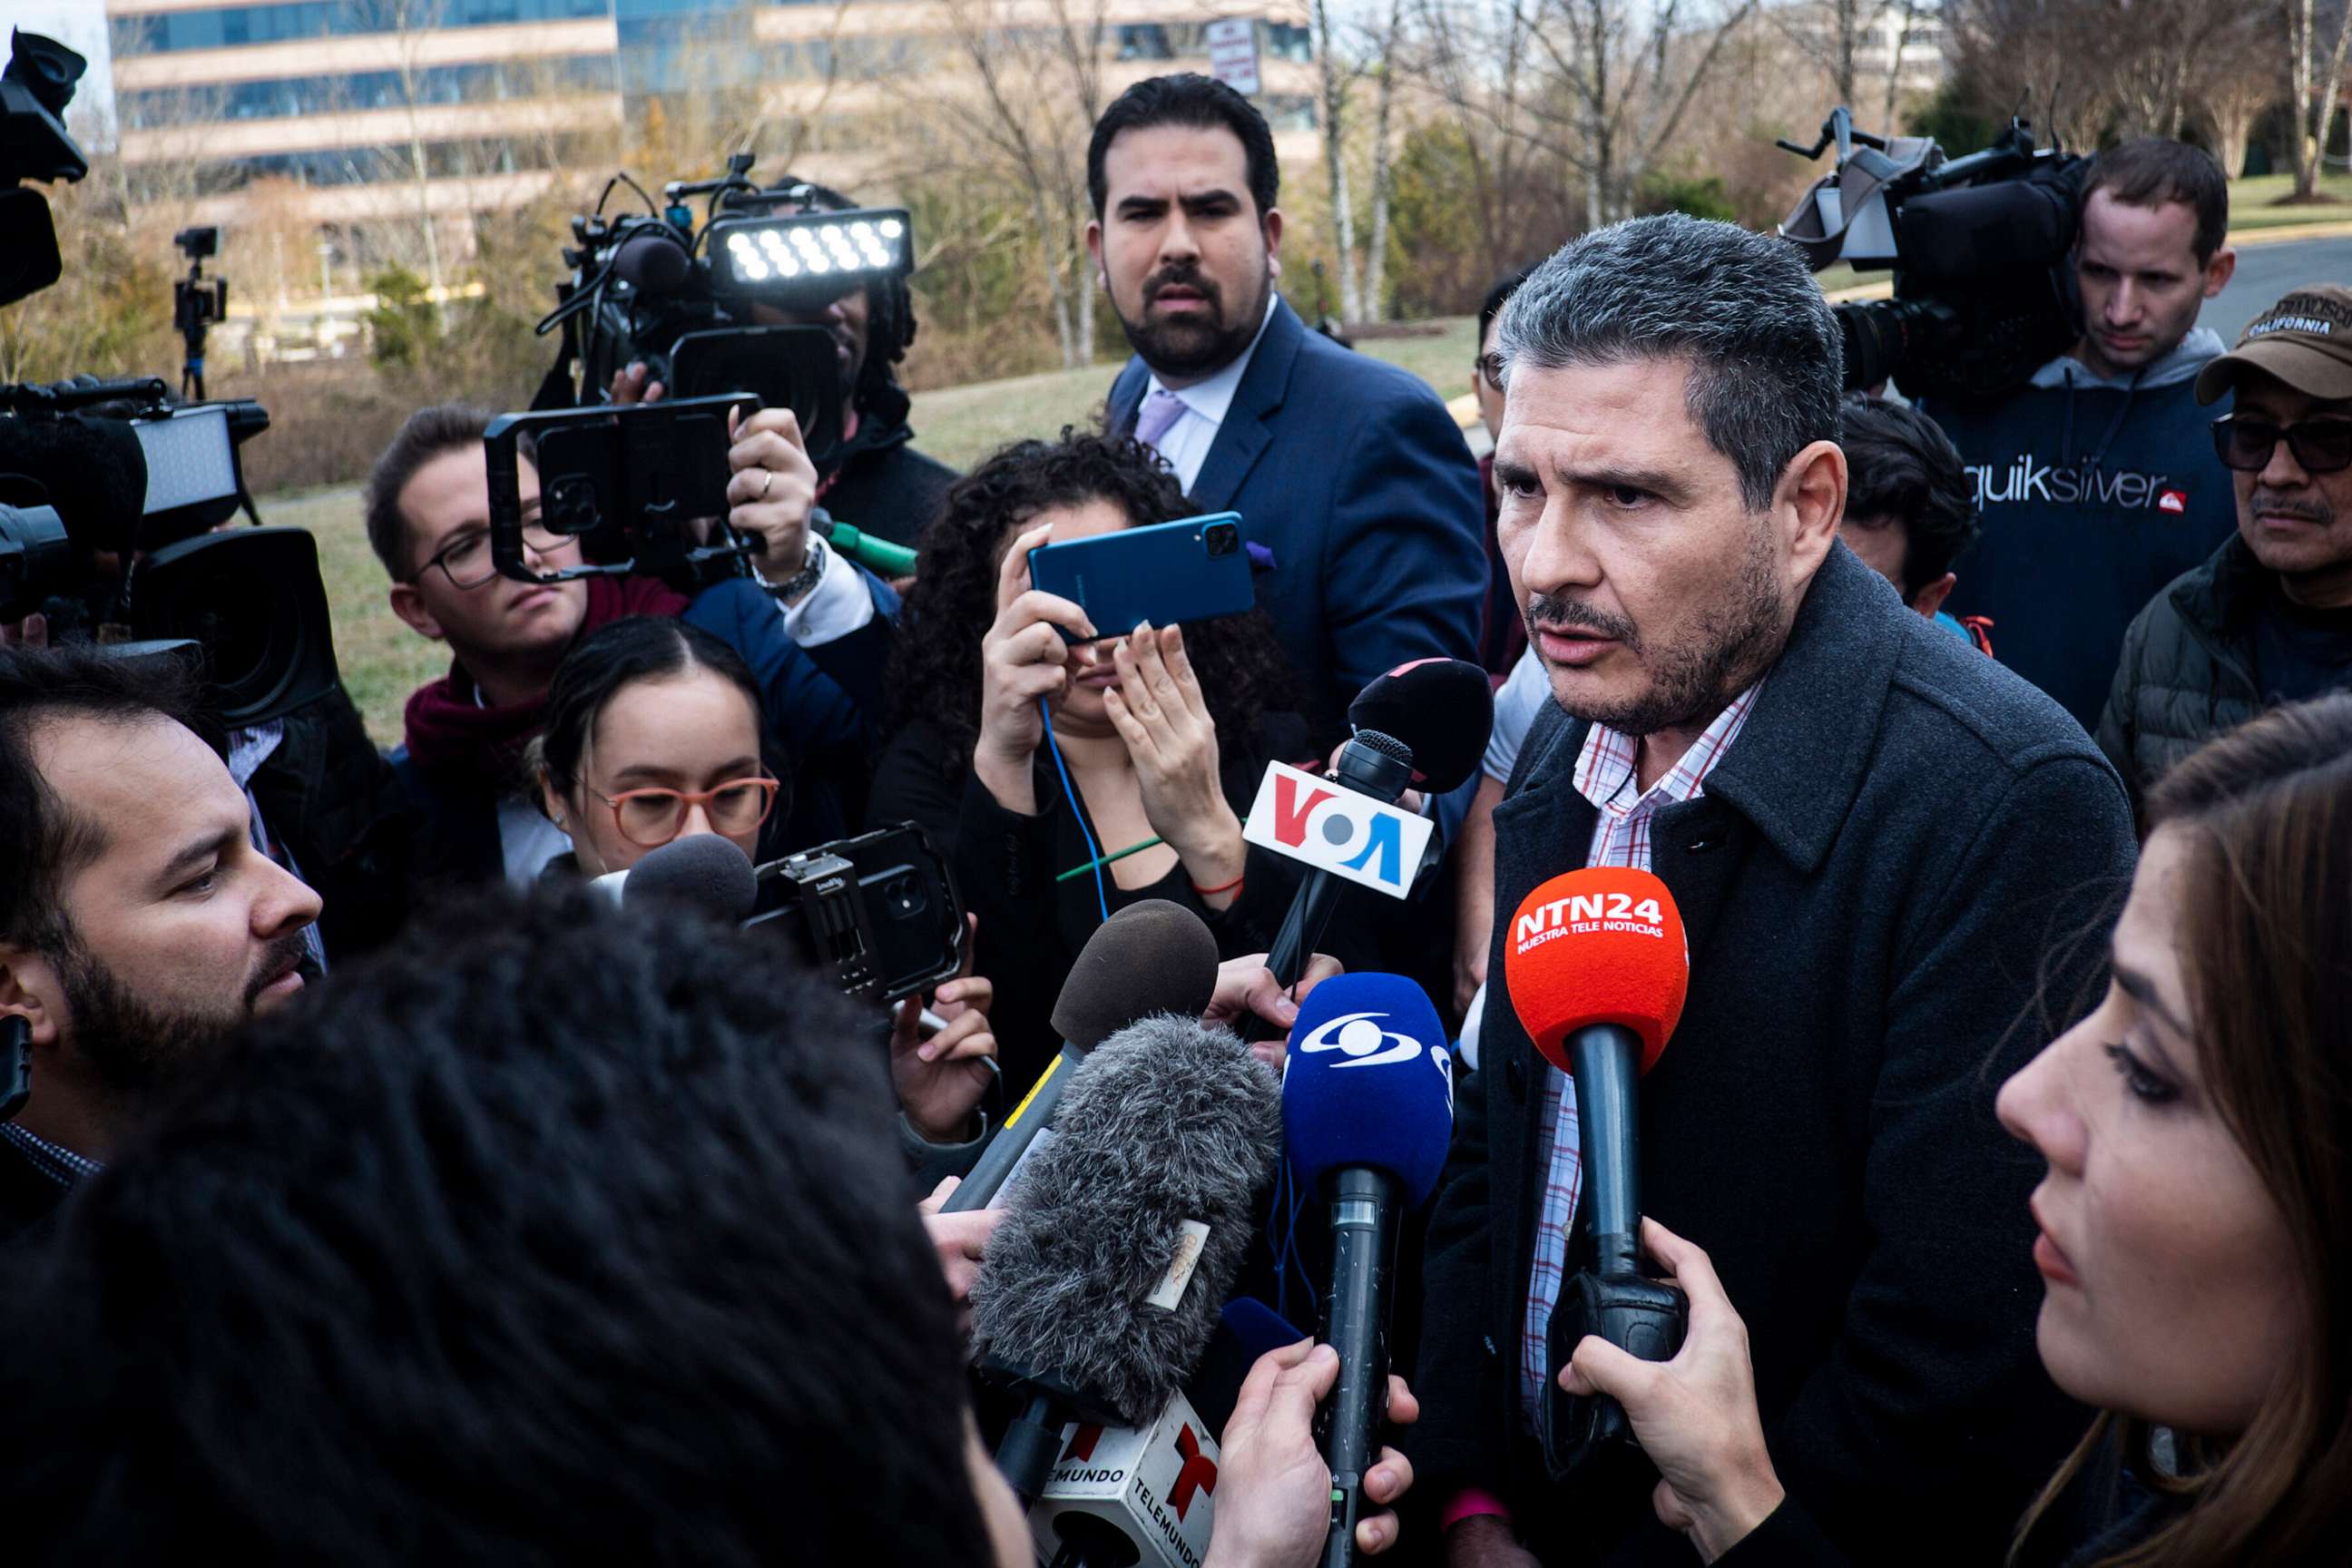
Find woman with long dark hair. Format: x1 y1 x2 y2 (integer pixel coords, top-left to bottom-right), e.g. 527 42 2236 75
869 432 1330 1084
1536 695 2352 1565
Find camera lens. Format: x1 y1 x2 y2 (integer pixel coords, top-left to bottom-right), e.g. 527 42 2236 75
1206 523 1238 558
879 870 927 917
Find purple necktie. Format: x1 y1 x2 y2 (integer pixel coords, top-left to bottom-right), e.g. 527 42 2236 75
1133 387 1185 453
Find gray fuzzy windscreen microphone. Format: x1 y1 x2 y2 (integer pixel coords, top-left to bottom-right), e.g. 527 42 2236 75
968 1014 1280 1426
619 834 759 921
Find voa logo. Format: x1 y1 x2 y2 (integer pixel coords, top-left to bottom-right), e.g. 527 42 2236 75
1296 1011 1426 1069
1243 761 1436 898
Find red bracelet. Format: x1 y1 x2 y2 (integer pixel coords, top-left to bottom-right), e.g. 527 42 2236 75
1191 872 1245 898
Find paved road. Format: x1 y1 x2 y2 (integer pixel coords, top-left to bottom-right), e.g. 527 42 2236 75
2204 232 2351 344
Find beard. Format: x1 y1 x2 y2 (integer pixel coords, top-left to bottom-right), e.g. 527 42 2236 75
1528 523 1786 738
52 927 311 1109
1113 260 1269 381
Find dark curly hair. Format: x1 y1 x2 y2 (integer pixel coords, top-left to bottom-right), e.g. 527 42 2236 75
0 880 994 1564
887 430 1299 774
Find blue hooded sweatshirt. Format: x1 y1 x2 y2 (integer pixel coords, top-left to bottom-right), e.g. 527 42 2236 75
1922 328 2239 732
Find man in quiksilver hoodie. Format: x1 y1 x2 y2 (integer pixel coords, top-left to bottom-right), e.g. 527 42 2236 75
1923 138 2240 731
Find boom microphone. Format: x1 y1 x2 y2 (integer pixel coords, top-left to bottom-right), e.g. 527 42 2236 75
1281 973 1455 1568
590 834 760 921
970 1014 1281 1505
941 899 1220 1214
1504 867 1690 1475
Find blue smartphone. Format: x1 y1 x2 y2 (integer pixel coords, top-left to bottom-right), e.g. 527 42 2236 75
1025 511 1254 642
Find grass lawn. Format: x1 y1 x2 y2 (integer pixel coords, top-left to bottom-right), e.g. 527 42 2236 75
2227 171 2352 230
286 316 1483 746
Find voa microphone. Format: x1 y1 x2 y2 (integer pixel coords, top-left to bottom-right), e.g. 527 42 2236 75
967 1014 1279 1529
1245 658 1495 994
1281 972 1455 1568
1505 866 1690 1478
941 899 1220 1214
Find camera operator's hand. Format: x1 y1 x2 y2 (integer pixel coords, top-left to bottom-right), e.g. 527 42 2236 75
975 522 1095 817
1103 621 1247 910
608 360 666 405
892 916 998 1144
726 407 820 598
1558 1218 1783 1563
1205 952 1342 1065
1204 1339 1419 1568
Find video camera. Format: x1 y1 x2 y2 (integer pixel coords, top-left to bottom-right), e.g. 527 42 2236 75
495 153 920 594
747 824 966 1004
1779 107 2087 401
0 32 340 728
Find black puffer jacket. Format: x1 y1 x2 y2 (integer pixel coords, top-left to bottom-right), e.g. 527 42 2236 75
2095 534 2271 818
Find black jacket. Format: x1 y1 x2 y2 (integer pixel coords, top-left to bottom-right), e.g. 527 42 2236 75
245 682 416 961
1410 544 2136 1565
2095 534 2352 819
867 712 1358 1090
0 1136 71 1249
821 412 959 550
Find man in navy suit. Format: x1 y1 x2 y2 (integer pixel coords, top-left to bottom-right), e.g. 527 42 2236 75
1088 74 1487 729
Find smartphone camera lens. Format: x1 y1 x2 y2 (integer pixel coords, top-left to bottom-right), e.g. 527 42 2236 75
1205 523 1239 558
880 872 927 918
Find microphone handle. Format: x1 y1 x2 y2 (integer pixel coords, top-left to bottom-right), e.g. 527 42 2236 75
1317 1166 1400 1568
1566 1023 1644 1278
940 1041 1083 1213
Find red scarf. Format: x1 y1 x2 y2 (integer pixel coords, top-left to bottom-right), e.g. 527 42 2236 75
400 573 690 789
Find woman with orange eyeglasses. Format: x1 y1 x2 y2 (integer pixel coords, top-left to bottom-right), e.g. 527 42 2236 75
530 616 997 1159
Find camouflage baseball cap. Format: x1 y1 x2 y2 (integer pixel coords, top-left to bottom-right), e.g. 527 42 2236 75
2197 283 2352 406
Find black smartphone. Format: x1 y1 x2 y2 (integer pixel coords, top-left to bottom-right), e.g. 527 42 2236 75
745 822 965 1004
1025 511 1254 642
668 324 846 466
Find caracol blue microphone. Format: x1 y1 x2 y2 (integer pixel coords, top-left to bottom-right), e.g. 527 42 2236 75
1282 973 1454 1568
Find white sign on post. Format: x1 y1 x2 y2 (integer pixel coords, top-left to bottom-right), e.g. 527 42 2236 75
1204 17 1261 96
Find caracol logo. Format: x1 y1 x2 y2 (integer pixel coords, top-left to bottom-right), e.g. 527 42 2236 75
1514 890 1666 954
1966 456 2186 514
1243 761 1436 900
1298 1011 1426 1069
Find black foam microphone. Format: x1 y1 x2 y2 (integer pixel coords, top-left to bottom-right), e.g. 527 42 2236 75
1344 657 1495 794
595 834 760 922
969 1014 1282 1503
611 228 693 296
941 899 1220 1214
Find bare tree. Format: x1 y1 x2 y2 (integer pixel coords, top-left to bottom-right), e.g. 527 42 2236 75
2288 0 2352 198
1362 0 1406 318
2192 15 2286 181
1315 0 1365 320
1767 0 1894 110
926 0 1112 368
1878 0 1927 129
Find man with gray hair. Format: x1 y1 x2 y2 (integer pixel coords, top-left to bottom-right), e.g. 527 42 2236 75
1411 215 2136 1565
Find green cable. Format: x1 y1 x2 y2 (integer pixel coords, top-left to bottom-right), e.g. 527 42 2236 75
1056 818 1247 883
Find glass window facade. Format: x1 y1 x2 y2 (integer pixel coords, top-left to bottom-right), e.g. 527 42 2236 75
111 0 611 59
122 54 616 128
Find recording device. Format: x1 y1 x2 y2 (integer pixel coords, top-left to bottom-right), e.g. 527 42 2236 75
1281 973 1455 1567
743 821 965 1004
1251 658 1496 995
969 1013 1282 1508
1032 1390 1225 1568
172 224 227 401
1505 867 1691 1479
529 154 920 583
1025 512 1255 643
482 393 760 593
941 899 1222 1214
1780 105 2087 400
1 28 87 310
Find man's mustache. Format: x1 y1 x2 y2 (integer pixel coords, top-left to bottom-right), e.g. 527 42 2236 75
1146 268 1222 310
2249 489 2333 524
243 930 314 1009
1526 593 1639 645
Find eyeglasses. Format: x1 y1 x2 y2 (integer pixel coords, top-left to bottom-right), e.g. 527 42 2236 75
414 521 570 590
2210 414 2352 475
587 777 779 848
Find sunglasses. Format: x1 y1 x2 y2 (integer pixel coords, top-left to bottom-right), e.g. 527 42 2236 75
2210 414 2352 475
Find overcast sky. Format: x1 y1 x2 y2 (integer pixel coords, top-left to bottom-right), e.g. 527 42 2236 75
15 0 115 133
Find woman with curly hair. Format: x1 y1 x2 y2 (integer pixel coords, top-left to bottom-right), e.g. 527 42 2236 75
869 431 1334 1084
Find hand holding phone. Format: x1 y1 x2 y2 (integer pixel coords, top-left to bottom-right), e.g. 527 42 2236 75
975 522 1097 808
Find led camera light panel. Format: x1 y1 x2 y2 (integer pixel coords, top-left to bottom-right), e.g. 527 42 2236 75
712 210 910 298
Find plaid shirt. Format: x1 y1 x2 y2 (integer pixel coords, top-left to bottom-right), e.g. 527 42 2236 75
1518 682 1760 1426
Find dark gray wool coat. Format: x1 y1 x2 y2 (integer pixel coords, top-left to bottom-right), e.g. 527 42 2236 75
1409 543 2138 1566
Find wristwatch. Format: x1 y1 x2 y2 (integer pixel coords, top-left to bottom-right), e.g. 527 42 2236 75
773 538 827 601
